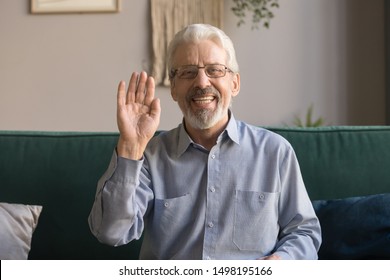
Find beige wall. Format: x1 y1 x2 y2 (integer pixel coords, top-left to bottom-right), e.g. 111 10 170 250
0 0 385 132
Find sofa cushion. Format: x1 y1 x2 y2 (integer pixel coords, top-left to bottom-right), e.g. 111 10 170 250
0 202 42 259
312 193 390 259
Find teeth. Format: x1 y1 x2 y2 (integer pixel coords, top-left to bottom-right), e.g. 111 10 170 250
193 96 215 103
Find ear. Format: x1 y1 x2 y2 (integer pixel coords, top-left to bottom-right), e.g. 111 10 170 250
170 79 178 101
231 72 240 97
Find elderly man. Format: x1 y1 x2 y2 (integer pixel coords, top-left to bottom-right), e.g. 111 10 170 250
89 24 321 260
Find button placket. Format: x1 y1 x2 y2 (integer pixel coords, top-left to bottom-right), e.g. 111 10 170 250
203 146 220 260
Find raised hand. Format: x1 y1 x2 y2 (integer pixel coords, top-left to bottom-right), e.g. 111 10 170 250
116 72 161 160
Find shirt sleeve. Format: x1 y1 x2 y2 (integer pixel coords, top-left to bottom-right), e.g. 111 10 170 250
88 150 153 246
273 145 322 260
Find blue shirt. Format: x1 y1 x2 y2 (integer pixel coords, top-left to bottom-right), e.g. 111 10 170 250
89 114 321 259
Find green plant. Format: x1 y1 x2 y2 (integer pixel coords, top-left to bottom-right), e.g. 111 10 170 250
293 104 325 127
231 0 280 29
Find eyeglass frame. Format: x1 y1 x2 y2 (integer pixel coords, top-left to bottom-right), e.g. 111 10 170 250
169 64 233 80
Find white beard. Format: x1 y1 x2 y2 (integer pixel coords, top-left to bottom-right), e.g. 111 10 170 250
179 86 232 130
184 105 225 130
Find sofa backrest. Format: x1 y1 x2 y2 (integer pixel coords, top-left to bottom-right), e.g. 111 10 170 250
1 126 390 259
0 131 140 259
270 126 390 200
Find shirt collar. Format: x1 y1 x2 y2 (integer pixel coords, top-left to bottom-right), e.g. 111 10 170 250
176 111 240 157
224 112 240 145
177 122 193 157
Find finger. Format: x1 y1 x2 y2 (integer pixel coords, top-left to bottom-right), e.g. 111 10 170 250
135 71 147 104
149 98 161 122
117 80 126 109
144 76 155 106
127 72 139 104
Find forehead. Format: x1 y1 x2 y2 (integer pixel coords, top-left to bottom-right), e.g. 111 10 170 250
172 39 227 66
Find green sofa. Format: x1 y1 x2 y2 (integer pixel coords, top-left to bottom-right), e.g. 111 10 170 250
1 126 390 260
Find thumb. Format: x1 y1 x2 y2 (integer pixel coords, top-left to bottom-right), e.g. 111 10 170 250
149 98 161 121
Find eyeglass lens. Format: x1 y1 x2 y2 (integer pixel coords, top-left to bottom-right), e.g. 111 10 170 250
176 65 227 79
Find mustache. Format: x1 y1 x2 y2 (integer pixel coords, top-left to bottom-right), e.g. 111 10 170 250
187 87 221 101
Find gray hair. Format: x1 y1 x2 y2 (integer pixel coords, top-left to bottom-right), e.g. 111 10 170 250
167 24 239 80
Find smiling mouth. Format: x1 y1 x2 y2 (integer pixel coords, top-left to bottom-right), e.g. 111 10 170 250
192 96 216 104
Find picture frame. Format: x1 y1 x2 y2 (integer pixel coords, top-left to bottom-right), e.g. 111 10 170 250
31 0 121 14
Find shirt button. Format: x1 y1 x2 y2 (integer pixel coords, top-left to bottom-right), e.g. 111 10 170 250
210 187 216 192
208 222 214 228
211 154 216 159
164 202 169 207
259 194 265 200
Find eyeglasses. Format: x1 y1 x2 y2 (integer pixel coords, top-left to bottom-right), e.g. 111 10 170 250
170 64 233 80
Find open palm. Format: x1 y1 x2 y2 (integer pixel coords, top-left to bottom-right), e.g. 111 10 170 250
116 72 161 159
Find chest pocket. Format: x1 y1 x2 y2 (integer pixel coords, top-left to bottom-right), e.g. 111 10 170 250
233 190 279 252
151 193 194 258
153 192 194 232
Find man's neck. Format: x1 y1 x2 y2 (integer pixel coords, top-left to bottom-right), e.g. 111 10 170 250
184 115 229 151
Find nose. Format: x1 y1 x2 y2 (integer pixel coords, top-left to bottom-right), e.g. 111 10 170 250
193 68 211 88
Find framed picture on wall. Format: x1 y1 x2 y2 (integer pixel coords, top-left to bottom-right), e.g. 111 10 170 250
31 0 121 14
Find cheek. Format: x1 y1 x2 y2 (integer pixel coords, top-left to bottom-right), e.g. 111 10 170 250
171 83 191 103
